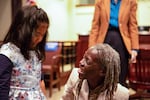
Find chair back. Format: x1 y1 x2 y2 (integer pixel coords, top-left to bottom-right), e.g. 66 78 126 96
129 48 150 89
52 55 62 69
43 42 62 65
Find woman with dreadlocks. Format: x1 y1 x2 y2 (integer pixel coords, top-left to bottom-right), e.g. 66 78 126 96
61 43 129 100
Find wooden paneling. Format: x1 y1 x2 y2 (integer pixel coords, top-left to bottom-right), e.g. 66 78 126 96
75 33 150 67
75 35 89 67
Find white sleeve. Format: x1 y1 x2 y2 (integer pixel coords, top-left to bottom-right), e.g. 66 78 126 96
113 83 129 100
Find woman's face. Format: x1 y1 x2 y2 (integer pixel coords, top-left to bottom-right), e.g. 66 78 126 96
78 48 103 80
30 23 48 49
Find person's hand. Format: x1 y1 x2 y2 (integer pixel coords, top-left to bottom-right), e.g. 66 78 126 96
130 50 138 63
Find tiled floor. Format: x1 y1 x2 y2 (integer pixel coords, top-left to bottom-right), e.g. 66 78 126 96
47 86 64 100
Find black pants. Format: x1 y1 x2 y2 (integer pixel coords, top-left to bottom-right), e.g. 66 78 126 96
104 28 129 87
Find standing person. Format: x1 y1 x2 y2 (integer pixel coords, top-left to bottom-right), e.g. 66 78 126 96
61 43 129 100
0 5 49 100
89 0 139 87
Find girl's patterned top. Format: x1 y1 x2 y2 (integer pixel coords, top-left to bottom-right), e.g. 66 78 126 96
0 42 46 100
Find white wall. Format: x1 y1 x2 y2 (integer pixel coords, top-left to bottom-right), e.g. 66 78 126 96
36 0 76 41
36 0 95 41
137 0 150 26
0 0 11 41
73 6 94 35
0 0 150 41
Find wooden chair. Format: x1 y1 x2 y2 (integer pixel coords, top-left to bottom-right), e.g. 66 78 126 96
42 54 62 97
128 44 150 99
42 43 62 97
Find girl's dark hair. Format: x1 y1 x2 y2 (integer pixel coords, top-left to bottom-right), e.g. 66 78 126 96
3 5 49 60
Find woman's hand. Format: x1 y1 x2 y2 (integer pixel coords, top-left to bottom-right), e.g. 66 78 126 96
130 50 138 63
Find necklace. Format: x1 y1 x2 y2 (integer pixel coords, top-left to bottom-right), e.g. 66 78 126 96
114 0 118 4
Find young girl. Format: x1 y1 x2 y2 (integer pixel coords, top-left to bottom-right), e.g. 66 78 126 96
0 5 49 100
